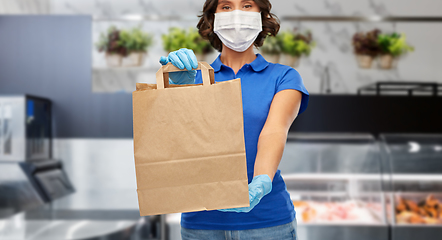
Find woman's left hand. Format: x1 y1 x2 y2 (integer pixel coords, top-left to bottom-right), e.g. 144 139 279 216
217 174 272 213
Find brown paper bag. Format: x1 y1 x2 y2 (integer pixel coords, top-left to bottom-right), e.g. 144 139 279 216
132 62 249 216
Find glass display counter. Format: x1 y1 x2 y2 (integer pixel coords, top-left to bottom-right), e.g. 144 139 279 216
379 133 442 240
279 133 388 240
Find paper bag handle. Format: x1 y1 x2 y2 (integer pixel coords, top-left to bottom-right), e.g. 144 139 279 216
155 62 215 89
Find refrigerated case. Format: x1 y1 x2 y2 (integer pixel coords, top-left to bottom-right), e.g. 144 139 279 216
379 133 442 240
279 133 389 240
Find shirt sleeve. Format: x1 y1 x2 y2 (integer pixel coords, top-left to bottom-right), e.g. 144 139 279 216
275 67 310 116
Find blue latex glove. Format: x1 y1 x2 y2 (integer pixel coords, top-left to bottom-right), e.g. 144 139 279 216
217 174 272 213
159 48 198 85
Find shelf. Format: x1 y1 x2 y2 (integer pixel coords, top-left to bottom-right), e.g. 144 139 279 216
281 16 442 22
297 223 387 226
393 224 442 228
288 191 379 197
282 173 442 181
357 81 441 96
92 66 158 72
286 132 374 143
283 173 382 181
92 15 442 22
93 15 198 22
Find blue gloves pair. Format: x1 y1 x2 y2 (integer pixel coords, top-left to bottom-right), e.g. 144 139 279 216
218 174 272 213
159 48 198 85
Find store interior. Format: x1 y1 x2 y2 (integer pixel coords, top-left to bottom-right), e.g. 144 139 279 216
1 0 442 239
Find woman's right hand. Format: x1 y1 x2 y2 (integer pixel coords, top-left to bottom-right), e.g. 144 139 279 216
159 48 198 85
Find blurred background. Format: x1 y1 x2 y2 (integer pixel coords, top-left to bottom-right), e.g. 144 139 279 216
0 0 441 239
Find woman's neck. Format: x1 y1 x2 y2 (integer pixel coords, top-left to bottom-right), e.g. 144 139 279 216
220 45 257 74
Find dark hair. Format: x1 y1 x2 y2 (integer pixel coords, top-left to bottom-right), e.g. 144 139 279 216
197 0 280 52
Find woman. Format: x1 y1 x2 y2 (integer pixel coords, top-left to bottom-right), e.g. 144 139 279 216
159 0 309 239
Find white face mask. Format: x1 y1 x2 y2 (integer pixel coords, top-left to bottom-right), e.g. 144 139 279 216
213 10 262 52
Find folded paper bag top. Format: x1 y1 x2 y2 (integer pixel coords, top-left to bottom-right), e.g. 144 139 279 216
132 62 249 216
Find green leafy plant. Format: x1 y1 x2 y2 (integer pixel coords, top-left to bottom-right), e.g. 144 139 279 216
186 28 213 55
96 26 128 56
352 29 382 57
95 25 153 56
260 34 282 55
162 27 213 55
162 27 187 52
278 29 316 57
119 27 154 52
377 32 414 57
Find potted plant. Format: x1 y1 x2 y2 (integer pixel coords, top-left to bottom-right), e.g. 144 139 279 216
162 27 213 62
352 29 382 68
96 26 153 67
119 27 154 67
186 28 213 62
377 32 414 69
260 34 281 63
162 27 187 53
278 28 316 67
96 26 128 67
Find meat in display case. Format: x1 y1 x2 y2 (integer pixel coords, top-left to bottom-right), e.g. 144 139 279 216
379 133 442 240
279 133 389 240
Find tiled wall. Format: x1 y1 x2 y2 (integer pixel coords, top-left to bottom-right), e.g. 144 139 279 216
2 0 442 94
49 0 442 16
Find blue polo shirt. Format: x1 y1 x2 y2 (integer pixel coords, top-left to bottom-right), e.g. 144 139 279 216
180 53 309 230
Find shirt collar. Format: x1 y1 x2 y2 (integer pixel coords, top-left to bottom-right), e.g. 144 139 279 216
211 53 269 73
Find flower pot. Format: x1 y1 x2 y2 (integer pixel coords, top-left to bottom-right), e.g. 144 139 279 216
262 53 280 64
355 54 374 69
282 54 300 68
122 51 146 67
379 54 396 69
105 52 122 67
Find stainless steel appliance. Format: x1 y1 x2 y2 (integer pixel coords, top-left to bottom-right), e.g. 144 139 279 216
0 95 160 239
379 133 442 240
0 95 75 203
0 95 51 161
279 133 389 240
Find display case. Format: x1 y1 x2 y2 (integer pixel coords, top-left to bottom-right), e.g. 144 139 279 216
279 133 389 240
379 133 442 240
